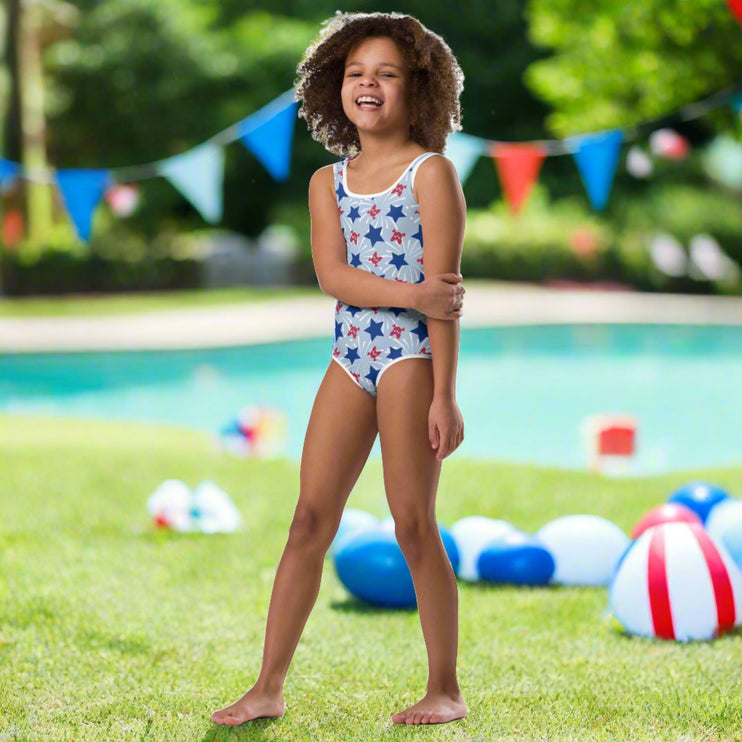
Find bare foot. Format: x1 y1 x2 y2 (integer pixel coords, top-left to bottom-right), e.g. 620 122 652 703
391 692 467 725
210 688 285 726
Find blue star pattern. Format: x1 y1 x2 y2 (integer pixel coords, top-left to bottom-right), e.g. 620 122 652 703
331 153 440 396
365 319 384 340
389 252 408 272
364 224 384 247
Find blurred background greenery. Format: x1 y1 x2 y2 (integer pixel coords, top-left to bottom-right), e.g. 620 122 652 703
1 0 741 296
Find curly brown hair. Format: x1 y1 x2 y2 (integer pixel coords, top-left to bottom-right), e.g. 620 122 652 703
295 12 464 157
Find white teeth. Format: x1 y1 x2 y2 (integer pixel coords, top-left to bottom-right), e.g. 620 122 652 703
356 96 382 106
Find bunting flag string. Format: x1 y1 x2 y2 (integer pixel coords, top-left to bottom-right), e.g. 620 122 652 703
491 144 546 215
56 169 111 241
159 143 225 224
1 83 740 239
445 82 742 214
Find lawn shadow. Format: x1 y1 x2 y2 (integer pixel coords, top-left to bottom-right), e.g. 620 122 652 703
608 622 742 642
330 598 417 614
200 717 282 741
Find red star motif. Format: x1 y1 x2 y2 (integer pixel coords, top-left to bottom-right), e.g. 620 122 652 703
333 347 340 357
390 325 403 339
351 372 361 382
391 230 405 245
420 347 430 355
417 257 424 265
338 206 344 215
348 324 359 339
368 346 382 361
371 306 379 313
392 184 407 197
336 300 342 314
369 252 382 267
368 205 381 219
350 231 359 244
394 278 404 282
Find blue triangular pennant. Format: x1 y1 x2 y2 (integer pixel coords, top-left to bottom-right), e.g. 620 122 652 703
56 169 110 241
239 90 297 181
570 129 624 211
159 143 225 223
445 132 487 185
0 159 20 185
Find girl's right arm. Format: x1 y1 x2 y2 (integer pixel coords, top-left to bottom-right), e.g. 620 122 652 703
309 166 463 319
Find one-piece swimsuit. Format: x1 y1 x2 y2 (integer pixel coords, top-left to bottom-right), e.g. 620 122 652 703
332 152 439 396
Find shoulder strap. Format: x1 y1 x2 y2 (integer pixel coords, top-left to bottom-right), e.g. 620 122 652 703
409 152 442 190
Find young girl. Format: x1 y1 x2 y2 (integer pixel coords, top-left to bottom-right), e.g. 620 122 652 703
212 12 467 726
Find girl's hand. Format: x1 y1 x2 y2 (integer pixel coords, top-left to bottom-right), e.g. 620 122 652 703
414 273 465 320
428 396 464 461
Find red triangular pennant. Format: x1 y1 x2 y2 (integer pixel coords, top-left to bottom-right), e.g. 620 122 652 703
491 144 545 215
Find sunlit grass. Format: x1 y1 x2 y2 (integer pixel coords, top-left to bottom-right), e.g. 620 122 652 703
1 415 741 741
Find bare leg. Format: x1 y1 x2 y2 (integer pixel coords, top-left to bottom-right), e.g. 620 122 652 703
211 362 377 725
376 360 466 725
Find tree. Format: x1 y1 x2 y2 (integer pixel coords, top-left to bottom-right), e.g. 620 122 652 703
44 0 317 236
525 0 742 136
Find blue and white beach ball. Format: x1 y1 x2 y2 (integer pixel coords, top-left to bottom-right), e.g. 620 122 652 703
450 516 519 581
333 523 459 608
334 530 416 608
668 481 730 524
536 514 630 586
329 508 380 556
477 531 555 586
706 499 742 571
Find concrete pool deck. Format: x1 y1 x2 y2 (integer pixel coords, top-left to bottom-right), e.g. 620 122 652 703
1 281 742 353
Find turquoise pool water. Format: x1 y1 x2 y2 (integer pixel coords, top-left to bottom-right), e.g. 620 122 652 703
1 324 740 474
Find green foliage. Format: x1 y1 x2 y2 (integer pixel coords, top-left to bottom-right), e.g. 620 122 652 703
2 415 742 740
525 0 742 136
463 186 615 283
45 2 318 237
1 222 201 295
463 177 742 295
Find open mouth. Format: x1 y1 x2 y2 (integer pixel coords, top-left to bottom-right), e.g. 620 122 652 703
355 95 383 110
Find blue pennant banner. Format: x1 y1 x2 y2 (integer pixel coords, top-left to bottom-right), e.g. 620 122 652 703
239 90 298 181
56 169 111 241
445 132 487 185
570 129 624 211
159 142 225 223
0 159 20 185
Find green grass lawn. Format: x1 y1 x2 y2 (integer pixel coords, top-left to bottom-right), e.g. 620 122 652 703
1 415 741 742
0 286 321 318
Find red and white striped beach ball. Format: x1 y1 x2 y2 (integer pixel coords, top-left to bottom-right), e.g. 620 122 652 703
610 522 742 641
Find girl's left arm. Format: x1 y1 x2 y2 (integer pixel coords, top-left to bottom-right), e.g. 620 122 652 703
416 155 466 461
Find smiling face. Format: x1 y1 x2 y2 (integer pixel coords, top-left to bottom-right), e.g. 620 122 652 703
341 35 411 140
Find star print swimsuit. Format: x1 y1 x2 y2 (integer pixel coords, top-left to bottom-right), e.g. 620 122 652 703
332 152 439 396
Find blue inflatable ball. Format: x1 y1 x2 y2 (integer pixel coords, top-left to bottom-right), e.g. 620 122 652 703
477 532 555 586
334 530 416 608
329 508 379 556
439 525 460 575
668 481 730 523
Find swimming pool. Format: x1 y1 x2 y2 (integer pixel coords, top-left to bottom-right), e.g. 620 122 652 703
1 324 740 474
